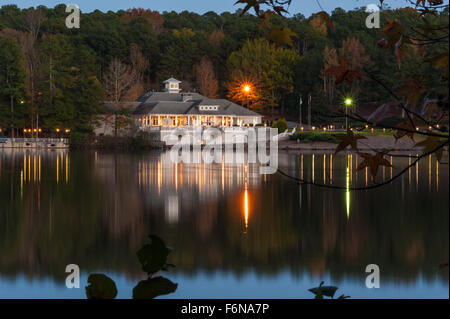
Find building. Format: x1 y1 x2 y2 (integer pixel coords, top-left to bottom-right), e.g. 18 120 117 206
133 78 263 130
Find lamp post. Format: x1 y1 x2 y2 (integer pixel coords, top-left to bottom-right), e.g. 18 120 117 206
242 84 251 109
344 98 353 130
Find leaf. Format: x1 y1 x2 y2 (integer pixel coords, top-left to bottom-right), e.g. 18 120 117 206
396 78 424 107
266 25 297 47
308 282 338 298
420 100 439 118
394 120 416 141
133 277 178 299
235 0 265 16
357 152 392 181
137 235 172 275
258 10 273 30
426 53 449 78
414 136 446 161
273 6 288 16
383 18 410 47
85 274 118 299
333 128 367 154
324 55 361 85
427 52 449 69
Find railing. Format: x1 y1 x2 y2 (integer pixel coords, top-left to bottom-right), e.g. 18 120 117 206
0 138 69 148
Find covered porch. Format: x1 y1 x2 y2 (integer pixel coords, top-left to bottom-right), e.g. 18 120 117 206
137 115 261 128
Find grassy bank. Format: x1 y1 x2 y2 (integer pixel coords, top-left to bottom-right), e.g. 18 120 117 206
289 129 395 143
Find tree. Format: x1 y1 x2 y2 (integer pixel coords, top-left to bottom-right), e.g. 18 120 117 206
226 38 299 111
193 56 219 98
0 38 26 138
103 58 137 136
322 45 338 105
124 43 150 101
121 8 165 34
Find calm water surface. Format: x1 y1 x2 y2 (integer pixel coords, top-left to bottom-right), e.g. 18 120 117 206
0 149 448 299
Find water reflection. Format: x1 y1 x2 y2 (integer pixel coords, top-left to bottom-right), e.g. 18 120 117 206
0 149 448 298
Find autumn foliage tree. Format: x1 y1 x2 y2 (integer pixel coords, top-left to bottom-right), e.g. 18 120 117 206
226 38 299 111
193 56 219 98
121 8 165 34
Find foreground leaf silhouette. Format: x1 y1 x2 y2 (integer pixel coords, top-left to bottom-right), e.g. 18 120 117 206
308 281 339 299
133 277 178 299
266 25 297 47
137 235 174 275
85 274 118 299
393 120 416 141
414 136 446 162
333 129 367 154
324 55 361 85
357 152 393 181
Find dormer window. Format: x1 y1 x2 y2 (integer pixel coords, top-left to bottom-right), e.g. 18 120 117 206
199 105 219 111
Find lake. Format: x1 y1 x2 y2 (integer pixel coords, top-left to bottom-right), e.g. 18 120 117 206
0 149 448 299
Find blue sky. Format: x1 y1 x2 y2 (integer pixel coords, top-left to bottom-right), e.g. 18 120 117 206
0 0 420 17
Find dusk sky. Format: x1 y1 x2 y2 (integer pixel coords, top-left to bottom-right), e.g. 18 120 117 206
1 0 420 16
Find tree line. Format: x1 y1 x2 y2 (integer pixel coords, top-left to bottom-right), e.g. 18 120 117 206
0 4 448 136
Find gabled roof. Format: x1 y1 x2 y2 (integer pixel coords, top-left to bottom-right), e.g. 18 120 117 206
133 91 262 117
163 78 181 84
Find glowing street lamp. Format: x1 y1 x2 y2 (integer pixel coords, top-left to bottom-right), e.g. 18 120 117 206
343 97 354 130
344 98 353 107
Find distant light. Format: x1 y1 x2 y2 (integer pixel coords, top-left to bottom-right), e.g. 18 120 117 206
243 85 251 93
416 127 419 131
312 126 316 130
38 128 42 132
20 100 25 104
33 129 37 132
344 98 353 106
365 124 369 128
56 128 60 133
301 126 304 131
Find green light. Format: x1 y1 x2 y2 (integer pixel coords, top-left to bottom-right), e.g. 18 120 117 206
344 98 353 106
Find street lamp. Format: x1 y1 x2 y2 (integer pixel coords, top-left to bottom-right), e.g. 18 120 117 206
343 97 354 130
242 83 252 108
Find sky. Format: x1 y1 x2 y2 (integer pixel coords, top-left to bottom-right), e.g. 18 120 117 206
0 0 422 17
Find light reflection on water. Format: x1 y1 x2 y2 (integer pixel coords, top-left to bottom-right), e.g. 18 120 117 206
0 149 448 298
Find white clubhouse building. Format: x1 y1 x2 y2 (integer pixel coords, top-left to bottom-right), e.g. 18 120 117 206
134 78 263 130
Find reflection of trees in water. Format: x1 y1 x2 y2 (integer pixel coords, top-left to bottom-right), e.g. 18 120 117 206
0 150 448 284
